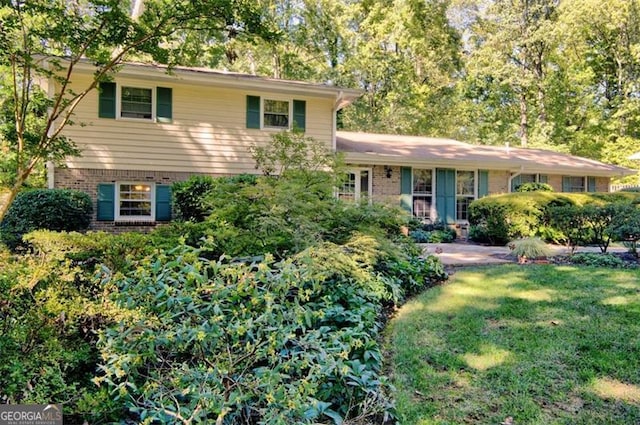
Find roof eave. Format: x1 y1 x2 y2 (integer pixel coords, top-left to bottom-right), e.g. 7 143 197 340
341 152 635 178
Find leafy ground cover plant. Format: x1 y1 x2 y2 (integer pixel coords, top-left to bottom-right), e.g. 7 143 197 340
95 235 446 424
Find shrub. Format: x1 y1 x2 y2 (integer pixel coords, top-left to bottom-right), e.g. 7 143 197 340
94 236 441 424
171 174 259 222
508 237 552 260
547 205 592 253
570 252 625 268
609 205 640 257
0 235 126 423
409 229 455 243
0 189 92 249
516 182 553 192
468 191 640 246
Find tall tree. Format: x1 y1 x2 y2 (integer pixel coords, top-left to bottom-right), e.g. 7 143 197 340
0 0 271 221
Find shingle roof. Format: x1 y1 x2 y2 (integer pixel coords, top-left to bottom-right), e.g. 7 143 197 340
336 131 635 177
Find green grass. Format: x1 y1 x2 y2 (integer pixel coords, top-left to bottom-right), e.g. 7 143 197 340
385 265 640 424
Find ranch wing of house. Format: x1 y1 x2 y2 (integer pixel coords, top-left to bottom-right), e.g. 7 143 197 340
51 61 635 231
335 131 635 225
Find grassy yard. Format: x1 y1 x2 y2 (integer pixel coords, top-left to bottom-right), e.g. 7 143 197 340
385 264 640 425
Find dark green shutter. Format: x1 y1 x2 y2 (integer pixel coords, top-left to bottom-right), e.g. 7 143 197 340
511 175 522 192
155 185 172 221
156 87 172 123
562 176 570 192
400 167 412 212
587 176 596 192
246 95 260 129
97 183 115 221
436 168 456 224
478 170 489 198
98 82 116 119
293 99 306 131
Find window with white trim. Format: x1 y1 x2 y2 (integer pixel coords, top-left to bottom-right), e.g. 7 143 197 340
413 169 433 219
120 86 153 120
116 183 154 220
564 176 585 192
337 169 371 203
263 99 290 128
456 170 475 221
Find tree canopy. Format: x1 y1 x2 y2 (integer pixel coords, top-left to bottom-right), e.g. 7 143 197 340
1 0 638 218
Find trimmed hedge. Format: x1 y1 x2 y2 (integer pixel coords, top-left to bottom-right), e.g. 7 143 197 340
0 189 92 249
469 191 640 245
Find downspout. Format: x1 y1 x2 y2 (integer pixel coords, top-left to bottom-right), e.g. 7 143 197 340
332 90 344 152
508 166 524 193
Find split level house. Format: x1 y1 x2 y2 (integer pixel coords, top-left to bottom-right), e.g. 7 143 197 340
50 61 635 232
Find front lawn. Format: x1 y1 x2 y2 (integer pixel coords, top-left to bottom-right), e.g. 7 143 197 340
385 265 640 424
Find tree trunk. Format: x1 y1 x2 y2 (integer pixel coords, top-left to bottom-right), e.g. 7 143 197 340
519 91 529 147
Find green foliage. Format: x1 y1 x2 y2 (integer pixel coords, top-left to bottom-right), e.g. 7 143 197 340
609 205 640 257
516 182 554 192
0 239 126 423
171 174 258 222
0 189 92 250
251 129 341 176
469 192 640 246
507 237 552 260
95 236 444 423
547 205 591 253
570 253 626 268
409 229 456 243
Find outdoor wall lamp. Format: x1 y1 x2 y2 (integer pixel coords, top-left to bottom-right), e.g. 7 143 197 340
384 165 393 178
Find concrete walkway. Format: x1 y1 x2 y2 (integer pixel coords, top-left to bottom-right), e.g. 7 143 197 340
423 242 627 266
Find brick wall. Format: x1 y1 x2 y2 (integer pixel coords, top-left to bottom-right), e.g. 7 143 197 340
54 167 230 233
371 165 401 205
488 170 510 195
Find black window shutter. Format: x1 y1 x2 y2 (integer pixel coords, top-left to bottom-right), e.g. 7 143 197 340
155 185 172 221
293 99 306 131
97 183 115 220
157 87 173 123
246 95 260 129
98 82 116 119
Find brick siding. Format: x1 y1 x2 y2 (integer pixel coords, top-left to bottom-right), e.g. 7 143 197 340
54 167 231 233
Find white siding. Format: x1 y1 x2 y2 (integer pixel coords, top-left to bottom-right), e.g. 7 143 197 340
60 75 335 174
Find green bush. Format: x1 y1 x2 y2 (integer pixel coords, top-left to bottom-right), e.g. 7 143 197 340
0 189 92 250
570 252 626 268
0 237 126 423
609 205 640 257
95 235 446 424
515 182 553 192
469 192 640 245
409 229 455 243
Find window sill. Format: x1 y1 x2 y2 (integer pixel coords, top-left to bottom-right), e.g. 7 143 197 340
115 220 157 227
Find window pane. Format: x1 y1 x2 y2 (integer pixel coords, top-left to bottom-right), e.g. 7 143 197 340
121 87 152 119
413 196 432 218
456 197 472 221
568 176 585 192
264 99 289 128
457 171 475 195
360 170 369 198
338 173 356 201
413 169 432 194
119 184 152 217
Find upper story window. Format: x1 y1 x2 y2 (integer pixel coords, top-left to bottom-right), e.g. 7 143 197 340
263 99 289 128
246 95 306 131
98 82 172 123
120 87 153 119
